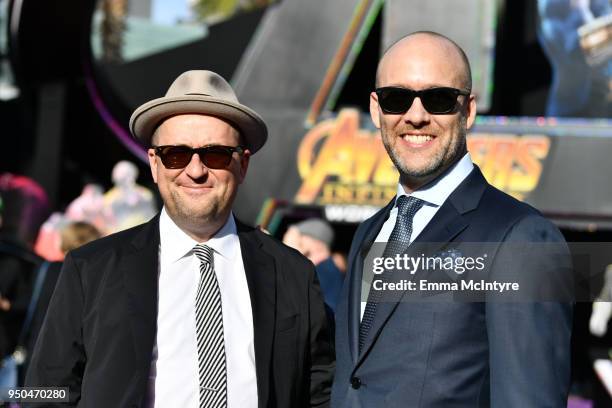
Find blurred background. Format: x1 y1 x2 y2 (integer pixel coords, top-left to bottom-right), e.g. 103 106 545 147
1 0 612 405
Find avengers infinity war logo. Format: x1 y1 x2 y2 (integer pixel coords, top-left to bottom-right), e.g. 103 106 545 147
295 109 550 205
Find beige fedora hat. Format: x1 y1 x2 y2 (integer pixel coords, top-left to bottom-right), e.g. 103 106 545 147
129 70 267 153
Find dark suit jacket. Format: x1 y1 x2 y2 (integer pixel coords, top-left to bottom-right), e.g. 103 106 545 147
331 166 573 408
25 216 334 407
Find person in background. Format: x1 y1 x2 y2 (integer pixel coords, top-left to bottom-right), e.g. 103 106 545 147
283 218 344 314
59 222 102 255
26 221 102 363
0 174 49 386
331 253 347 275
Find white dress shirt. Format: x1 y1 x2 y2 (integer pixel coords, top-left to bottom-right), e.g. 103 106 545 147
149 208 258 408
360 153 475 319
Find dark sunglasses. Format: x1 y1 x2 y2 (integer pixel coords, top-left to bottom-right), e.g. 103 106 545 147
375 86 470 115
153 145 245 169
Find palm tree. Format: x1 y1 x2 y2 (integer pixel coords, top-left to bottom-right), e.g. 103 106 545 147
101 0 129 63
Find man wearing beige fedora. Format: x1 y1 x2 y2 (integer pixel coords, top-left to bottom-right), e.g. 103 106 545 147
25 71 334 408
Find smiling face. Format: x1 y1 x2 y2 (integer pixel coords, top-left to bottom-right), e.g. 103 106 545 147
370 33 476 191
148 114 249 240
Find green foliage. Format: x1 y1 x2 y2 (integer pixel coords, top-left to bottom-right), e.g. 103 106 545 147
192 0 239 20
192 0 278 22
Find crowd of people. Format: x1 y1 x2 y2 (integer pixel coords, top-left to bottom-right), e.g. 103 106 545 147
0 163 151 388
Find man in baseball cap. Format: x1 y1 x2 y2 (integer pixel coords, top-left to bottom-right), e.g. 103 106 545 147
26 70 334 408
283 218 345 314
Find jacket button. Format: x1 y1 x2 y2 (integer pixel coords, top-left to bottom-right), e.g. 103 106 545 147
350 376 361 389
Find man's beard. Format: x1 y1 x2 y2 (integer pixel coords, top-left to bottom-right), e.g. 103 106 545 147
381 116 467 181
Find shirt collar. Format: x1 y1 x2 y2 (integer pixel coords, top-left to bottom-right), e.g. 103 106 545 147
203 213 239 261
159 207 239 264
395 153 474 207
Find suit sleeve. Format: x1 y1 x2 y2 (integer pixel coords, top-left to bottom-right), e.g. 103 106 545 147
486 215 573 407
24 252 86 406
307 262 336 408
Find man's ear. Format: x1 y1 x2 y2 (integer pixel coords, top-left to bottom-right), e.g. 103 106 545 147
369 91 382 129
148 148 158 184
465 94 477 130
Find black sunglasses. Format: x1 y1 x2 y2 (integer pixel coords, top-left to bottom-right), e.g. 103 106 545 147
153 145 245 169
375 86 470 115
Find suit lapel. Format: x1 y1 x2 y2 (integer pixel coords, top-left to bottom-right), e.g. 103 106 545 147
237 223 276 408
123 216 160 370
348 200 394 363
356 166 488 364
411 166 487 248
122 217 277 406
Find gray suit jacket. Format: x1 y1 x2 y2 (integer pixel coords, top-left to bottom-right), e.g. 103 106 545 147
331 166 572 408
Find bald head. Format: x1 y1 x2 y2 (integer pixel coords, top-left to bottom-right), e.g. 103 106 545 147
376 31 472 91
369 31 477 193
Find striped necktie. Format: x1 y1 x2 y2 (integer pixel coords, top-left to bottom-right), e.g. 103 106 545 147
359 195 424 352
193 244 227 407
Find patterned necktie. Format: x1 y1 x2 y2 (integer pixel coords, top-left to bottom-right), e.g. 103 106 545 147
193 244 227 408
359 195 424 352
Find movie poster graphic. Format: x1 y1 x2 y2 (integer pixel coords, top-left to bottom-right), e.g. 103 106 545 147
538 0 612 118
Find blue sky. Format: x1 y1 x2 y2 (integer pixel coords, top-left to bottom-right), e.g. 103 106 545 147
151 0 192 25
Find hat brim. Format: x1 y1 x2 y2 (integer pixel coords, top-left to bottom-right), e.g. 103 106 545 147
129 95 268 153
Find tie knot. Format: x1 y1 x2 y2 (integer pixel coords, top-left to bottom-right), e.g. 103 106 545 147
194 244 214 266
396 195 424 218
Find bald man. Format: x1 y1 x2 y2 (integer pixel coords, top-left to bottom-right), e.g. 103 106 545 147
331 32 572 407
